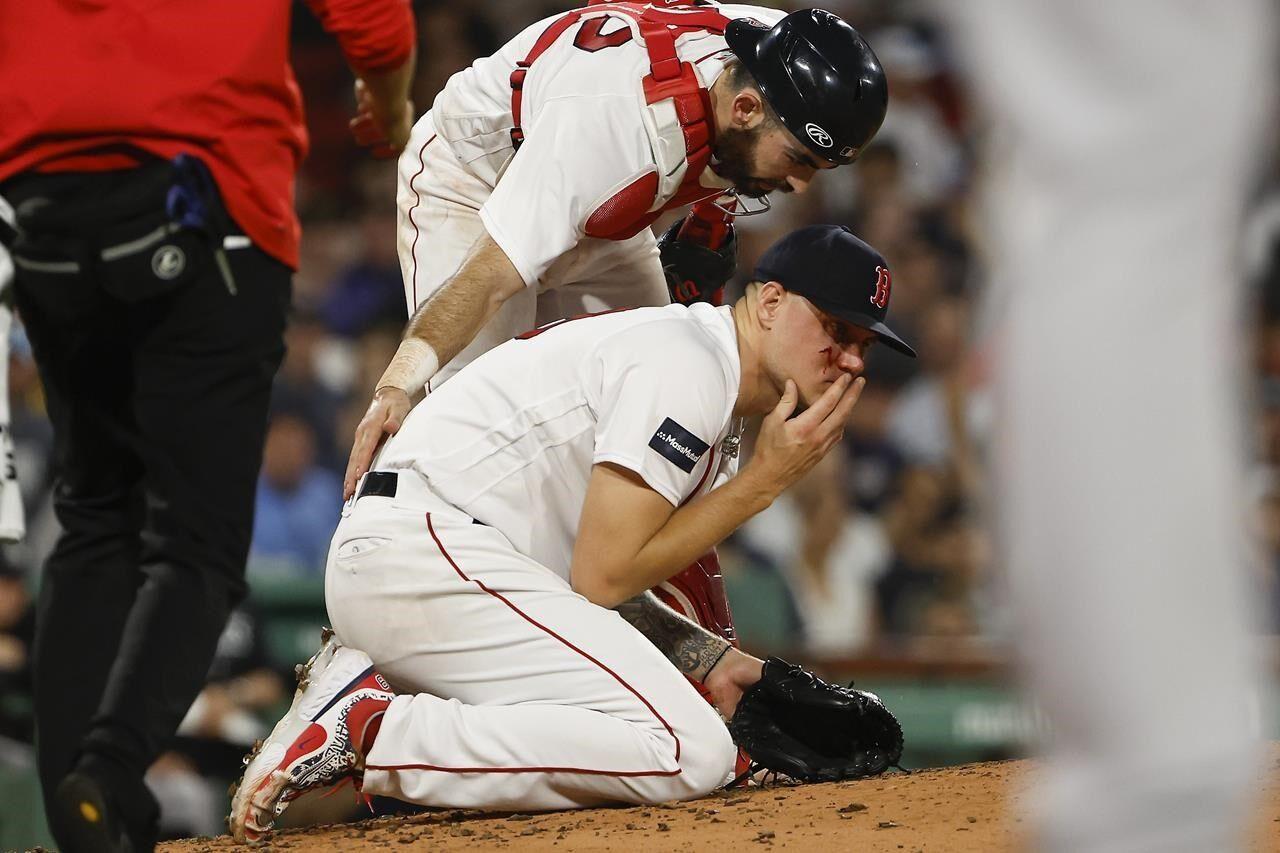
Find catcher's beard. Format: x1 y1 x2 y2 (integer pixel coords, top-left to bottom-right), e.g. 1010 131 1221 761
713 124 784 200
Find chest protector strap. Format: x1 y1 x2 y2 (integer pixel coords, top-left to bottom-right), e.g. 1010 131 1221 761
509 2 730 237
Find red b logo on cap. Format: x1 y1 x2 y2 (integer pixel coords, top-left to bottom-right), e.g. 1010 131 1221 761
870 265 891 310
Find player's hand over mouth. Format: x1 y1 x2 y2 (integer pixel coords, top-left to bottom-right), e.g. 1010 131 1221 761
741 373 864 499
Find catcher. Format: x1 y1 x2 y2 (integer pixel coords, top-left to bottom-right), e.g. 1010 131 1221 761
230 226 909 841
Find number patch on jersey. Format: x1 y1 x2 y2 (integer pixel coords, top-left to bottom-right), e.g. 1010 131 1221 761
648 417 710 473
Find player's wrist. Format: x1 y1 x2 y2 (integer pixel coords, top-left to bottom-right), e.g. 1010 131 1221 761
701 643 733 682
704 646 761 688
376 338 439 396
732 466 782 511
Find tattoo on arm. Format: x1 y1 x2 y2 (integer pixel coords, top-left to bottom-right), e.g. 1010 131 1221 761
615 592 731 681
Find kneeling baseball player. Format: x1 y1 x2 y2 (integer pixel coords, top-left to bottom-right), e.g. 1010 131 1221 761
229 226 912 841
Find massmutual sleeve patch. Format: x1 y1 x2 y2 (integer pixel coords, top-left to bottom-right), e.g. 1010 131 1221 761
648 417 710 474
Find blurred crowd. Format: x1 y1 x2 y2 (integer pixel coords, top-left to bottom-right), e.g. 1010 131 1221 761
1 0 1277 837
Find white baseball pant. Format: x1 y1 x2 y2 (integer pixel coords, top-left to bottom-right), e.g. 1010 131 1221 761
395 113 670 387
324 473 738 811
943 1 1276 850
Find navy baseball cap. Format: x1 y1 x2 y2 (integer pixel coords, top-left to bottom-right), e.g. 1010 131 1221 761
753 225 916 357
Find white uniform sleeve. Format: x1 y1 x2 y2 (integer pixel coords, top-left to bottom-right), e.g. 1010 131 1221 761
480 95 656 288
591 325 729 507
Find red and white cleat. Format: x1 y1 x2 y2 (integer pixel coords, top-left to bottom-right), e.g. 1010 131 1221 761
228 629 393 844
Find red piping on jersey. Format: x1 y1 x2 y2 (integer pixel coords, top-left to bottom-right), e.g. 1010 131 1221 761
509 1 729 240
406 133 438 310
371 512 684 779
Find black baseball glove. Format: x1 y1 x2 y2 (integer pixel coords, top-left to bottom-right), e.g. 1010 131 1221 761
727 658 904 783
658 215 737 306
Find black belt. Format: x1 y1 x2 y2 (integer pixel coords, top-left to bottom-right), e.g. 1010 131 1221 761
355 471 484 525
356 471 398 500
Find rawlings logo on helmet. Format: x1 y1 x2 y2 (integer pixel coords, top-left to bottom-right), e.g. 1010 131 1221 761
805 122 833 148
870 265 891 309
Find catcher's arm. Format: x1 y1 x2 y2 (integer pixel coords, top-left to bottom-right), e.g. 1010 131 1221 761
343 232 524 499
615 591 763 718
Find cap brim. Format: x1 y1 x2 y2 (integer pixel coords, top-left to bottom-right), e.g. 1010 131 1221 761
833 310 917 358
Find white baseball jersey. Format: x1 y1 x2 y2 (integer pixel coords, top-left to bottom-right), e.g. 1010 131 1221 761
375 302 741 579
427 2 785 288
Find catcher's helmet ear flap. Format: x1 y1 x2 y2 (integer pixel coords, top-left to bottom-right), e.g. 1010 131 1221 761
725 9 888 166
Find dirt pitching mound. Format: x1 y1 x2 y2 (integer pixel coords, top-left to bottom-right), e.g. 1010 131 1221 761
163 746 1280 852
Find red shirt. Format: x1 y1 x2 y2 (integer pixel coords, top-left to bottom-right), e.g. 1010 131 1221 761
0 0 414 269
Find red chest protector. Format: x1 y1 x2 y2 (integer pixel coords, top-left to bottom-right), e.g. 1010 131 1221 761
509 1 730 240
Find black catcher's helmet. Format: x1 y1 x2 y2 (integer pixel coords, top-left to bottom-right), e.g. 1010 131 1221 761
725 9 888 166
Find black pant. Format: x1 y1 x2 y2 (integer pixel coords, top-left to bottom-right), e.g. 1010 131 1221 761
3 164 290 809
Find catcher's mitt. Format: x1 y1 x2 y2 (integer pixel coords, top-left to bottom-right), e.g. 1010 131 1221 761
727 657 904 783
658 215 737 306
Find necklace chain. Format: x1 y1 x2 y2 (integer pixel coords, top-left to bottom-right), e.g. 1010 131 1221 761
720 417 746 459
